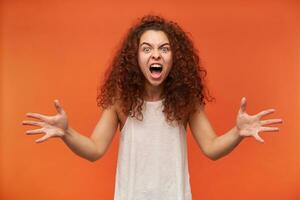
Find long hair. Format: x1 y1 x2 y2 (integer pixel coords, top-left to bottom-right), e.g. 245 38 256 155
97 15 213 125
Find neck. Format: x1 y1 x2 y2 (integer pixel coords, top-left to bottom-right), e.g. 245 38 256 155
143 82 164 101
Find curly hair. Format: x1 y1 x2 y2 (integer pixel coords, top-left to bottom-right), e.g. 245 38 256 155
97 15 213 125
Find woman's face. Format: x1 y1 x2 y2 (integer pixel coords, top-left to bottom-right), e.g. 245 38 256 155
138 30 173 87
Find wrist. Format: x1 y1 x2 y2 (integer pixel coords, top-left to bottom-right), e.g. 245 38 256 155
235 126 244 140
61 127 71 139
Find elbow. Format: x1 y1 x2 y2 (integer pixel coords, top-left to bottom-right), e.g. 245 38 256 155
88 151 103 162
207 154 220 161
88 140 105 162
207 152 228 161
88 155 101 162
203 149 221 161
88 157 98 162
204 152 219 161
201 140 222 161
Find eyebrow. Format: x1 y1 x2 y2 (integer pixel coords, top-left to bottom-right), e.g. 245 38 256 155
139 42 170 47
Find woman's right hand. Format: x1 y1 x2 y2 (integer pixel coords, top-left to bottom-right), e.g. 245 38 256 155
22 100 69 143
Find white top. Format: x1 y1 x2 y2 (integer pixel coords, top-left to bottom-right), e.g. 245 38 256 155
114 99 192 200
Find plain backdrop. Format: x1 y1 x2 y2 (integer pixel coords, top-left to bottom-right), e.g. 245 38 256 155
1 0 300 199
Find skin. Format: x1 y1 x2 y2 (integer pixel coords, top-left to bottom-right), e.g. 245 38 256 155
21 30 283 162
138 30 173 101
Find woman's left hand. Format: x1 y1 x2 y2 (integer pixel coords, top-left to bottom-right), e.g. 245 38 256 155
236 97 283 143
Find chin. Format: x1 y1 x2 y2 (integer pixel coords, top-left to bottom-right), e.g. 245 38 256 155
149 79 165 87
144 72 166 87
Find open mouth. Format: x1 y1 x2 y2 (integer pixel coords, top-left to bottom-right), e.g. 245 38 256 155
149 63 163 74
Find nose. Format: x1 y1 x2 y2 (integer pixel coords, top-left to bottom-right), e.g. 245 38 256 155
151 49 161 60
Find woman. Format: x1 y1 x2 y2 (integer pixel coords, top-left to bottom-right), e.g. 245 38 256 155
22 15 283 200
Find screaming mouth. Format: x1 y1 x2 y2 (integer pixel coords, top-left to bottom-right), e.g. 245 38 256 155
149 64 163 73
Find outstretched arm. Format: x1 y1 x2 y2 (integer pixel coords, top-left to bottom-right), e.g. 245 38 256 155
22 100 119 162
188 97 283 160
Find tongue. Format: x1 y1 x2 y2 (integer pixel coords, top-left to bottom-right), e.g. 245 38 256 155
150 71 162 79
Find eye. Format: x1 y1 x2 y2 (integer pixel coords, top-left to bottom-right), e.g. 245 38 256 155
142 47 151 53
161 46 170 53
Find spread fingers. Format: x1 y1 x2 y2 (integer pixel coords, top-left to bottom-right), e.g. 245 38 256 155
22 120 44 127
25 128 44 135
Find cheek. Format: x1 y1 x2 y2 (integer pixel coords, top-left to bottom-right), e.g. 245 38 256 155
138 53 148 67
165 54 173 66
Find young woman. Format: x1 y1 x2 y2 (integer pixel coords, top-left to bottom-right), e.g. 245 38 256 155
22 15 283 200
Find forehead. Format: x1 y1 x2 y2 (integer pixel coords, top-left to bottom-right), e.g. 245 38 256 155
139 30 170 44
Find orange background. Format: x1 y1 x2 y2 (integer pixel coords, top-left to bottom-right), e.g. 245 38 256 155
1 0 300 199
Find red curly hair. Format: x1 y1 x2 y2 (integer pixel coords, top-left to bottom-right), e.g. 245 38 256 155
97 15 213 125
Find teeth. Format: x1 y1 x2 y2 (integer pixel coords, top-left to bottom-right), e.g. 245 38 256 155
149 63 163 74
150 64 162 68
